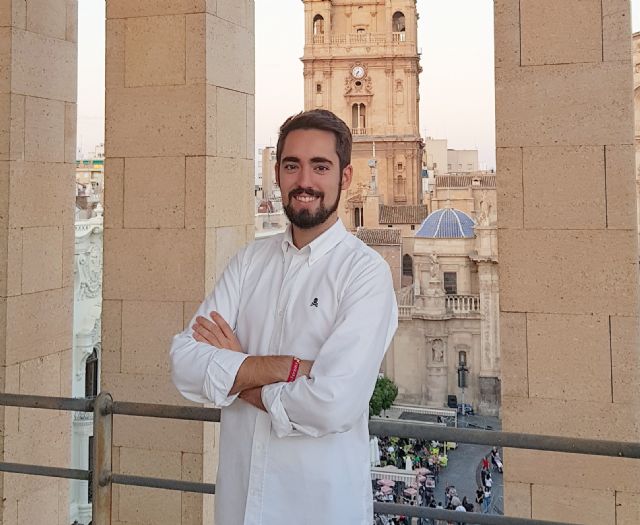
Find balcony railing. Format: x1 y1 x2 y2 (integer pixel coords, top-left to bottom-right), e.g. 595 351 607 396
1 392 639 525
397 305 414 319
351 127 369 136
445 294 480 314
308 32 407 46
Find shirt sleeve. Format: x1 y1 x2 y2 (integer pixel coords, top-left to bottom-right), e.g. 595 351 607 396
261 257 398 438
169 247 250 407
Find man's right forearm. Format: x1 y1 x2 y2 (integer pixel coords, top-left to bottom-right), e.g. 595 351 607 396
229 356 312 396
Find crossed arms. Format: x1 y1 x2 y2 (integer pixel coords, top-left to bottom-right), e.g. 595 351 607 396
190 311 313 411
169 247 398 438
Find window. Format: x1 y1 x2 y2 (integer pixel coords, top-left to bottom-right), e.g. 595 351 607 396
392 11 406 32
313 14 325 35
88 435 94 502
410 224 415 230
397 162 403 171
356 28 365 34
402 254 413 276
316 83 322 93
351 103 366 129
85 348 99 399
458 350 467 366
354 207 362 228
443 272 457 295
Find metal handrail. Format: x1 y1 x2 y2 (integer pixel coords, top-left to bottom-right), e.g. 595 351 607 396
1 392 638 525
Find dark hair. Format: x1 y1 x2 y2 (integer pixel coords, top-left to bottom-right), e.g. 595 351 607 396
276 109 352 172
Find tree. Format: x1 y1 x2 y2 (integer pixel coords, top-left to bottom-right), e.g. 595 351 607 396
369 376 398 417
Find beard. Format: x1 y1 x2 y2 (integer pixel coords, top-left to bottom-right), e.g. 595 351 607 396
283 185 341 229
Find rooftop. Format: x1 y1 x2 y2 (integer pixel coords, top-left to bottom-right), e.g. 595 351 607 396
415 208 475 239
355 228 402 245
435 174 496 188
379 204 429 225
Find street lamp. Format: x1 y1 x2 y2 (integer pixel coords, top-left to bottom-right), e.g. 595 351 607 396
457 352 469 416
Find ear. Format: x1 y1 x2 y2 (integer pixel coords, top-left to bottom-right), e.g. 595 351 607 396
341 164 353 191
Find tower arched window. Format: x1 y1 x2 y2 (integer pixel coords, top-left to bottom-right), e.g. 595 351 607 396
313 14 325 35
392 11 406 42
392 11 406 32
402 254 413 276
351 103 366 130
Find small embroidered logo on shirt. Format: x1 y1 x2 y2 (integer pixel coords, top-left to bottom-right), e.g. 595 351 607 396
310 298 319 307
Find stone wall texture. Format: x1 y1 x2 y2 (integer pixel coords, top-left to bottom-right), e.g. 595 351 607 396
0 0 78 523
103 1 255 523
495 1 640 523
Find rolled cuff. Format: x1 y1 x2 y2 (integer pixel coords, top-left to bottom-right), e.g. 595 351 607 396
203 349 250 407
261 382 298 438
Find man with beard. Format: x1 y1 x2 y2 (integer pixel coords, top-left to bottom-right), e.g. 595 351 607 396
170 109 398 525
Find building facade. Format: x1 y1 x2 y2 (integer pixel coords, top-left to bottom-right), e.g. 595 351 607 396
385 173 500 415
302 0 424 231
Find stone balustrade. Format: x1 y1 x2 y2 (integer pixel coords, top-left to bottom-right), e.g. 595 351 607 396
398 305 414 319
307 32 409 46
351 127 370 136
445 294 480 314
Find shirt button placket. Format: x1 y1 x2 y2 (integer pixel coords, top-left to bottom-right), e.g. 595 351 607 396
245 415 270 524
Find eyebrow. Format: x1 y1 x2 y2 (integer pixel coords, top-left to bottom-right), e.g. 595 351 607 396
310 157 334 165
281 156 334 165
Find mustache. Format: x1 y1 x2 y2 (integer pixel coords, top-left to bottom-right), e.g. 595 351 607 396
288 187 324 199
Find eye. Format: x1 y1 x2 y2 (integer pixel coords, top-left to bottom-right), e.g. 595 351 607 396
315 165 330 173
283 163 298 171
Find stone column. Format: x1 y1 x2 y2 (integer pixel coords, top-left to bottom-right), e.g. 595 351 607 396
496 1 640 523
103 1 254 523
0 1 77 523
477 259 499 416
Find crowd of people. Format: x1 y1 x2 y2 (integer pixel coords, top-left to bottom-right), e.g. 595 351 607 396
372 440 504 525
372 436 452 524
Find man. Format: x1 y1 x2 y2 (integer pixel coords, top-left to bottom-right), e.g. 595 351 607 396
170 109 398 524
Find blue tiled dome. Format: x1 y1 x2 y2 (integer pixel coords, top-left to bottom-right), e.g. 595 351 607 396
415 208 475 238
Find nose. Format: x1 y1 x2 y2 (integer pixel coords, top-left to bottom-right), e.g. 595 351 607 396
297 162 314 188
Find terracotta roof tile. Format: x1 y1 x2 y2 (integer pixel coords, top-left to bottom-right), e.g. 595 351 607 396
435 174 496 188
378 204 429 224
355 228 402 245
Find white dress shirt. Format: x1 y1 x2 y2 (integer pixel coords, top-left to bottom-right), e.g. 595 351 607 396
170 219 398 525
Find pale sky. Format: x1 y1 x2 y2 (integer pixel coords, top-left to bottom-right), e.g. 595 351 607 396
77 1 640 170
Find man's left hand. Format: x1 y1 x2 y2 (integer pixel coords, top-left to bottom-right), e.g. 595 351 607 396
192 311 243 352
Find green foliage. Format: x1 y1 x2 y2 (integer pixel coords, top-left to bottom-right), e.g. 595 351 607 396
369 376 398 417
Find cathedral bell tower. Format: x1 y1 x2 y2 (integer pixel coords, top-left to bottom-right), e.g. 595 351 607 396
302 0 424 229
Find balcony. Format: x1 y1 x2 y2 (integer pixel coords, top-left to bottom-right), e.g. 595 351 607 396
445 294 480 315
398 305 414 320
3 391 639 525
351 127 369 136
307 32 408 46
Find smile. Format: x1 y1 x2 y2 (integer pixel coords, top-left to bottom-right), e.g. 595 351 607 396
294 195 319 203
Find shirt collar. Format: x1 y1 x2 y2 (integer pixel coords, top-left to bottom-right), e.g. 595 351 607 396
281 219 348 265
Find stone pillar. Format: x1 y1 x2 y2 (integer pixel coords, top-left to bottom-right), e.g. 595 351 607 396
496 1 640 523
103 1 254 523
0 1 77 523
477 259 500 416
